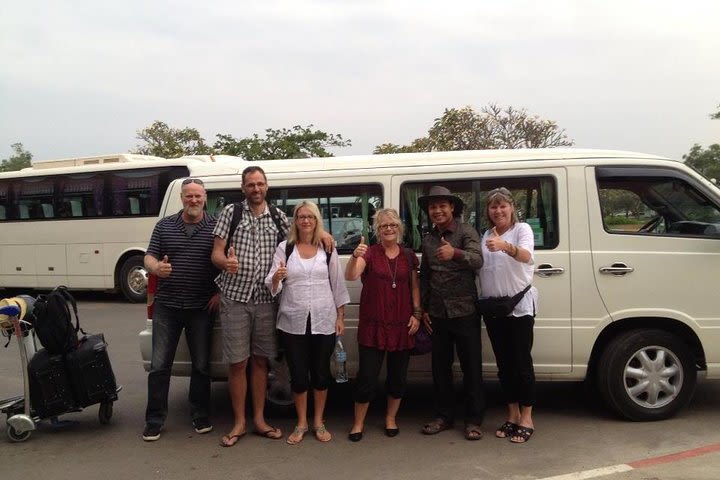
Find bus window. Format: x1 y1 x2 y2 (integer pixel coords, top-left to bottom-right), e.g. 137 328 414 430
14 176 55 220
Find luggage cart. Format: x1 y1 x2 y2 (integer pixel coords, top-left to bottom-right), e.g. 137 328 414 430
0 300 120 442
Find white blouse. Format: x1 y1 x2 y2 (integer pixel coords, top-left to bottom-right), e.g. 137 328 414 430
479 223 538 317
265 241 350 335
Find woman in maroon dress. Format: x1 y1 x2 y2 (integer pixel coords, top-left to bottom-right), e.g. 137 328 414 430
344 208 421 441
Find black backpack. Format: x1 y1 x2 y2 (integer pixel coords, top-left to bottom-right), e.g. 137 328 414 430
224 202 286 255
31 286 85 355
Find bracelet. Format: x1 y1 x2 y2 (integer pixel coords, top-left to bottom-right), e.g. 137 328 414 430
352 252 360 258
412 307 423 318
511 245 519 258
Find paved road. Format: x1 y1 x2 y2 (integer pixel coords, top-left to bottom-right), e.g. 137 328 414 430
1 294 719 480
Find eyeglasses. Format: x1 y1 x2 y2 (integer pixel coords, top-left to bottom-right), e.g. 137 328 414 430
182 178 204 186
487 187 511 196
297 215 316 222
379 223 399 230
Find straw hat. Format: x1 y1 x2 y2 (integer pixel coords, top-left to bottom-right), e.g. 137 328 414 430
0 295 35 324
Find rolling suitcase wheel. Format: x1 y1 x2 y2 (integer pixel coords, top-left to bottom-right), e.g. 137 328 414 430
7 424 32 442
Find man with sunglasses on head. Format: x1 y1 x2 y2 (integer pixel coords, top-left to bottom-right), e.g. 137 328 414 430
142 177 219 442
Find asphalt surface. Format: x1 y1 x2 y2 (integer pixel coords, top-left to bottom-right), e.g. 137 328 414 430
1 293 719 480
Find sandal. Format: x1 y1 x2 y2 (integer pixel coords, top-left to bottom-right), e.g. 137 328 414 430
286 426 308 445
510 426 534 443
314 424 332 442
422 418 453 435
495 421 518 439
255 426 283 440
220 431 247 447
464 424 483 441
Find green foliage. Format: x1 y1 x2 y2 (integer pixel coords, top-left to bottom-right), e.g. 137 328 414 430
213 125 351 160
373 104 573 154
0 143 33 172
133 121 213 158
683 143 720 181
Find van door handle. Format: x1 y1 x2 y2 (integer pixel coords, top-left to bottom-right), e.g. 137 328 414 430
599 262 634 276
535 264 565 277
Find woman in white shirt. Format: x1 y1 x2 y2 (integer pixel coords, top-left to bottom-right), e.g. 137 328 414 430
479 187 539 444
266 201 350 445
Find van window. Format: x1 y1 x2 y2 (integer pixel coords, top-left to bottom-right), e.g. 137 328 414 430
206 183 383 253
596 168 720 237
399 176 558 250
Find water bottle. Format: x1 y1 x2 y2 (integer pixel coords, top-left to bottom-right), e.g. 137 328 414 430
334 337 348 383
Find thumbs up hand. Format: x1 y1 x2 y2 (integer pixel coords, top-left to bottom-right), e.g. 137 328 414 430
226 246 239 274
273 260 288 284
156 255 172 278
435 235 454 261
352 235 368 260
485 227 505 252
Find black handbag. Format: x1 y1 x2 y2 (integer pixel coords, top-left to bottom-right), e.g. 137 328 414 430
476 285 532 318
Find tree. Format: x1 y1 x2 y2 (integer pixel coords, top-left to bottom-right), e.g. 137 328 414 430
0 143 33 172
683 104 720 181
133 121 213 158
213 125 351 160
373 104 573 153
683 144 720 181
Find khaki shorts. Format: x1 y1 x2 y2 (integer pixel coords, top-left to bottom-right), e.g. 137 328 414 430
220 296 278 364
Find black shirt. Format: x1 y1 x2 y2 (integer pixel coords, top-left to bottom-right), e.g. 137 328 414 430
146 210 218 309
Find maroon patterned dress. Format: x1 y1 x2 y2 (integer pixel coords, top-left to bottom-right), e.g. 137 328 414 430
357 244 418 351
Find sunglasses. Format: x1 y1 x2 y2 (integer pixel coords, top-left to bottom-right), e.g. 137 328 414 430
487 187 511 196
182 178 204 186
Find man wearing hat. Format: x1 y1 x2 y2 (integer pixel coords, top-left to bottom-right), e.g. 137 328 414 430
417 186 486 440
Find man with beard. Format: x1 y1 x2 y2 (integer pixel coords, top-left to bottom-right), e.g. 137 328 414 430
417 186 486 441
142 178 219 441
211 166 290 446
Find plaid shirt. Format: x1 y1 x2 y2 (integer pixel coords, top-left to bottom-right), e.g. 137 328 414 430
213 201 290 303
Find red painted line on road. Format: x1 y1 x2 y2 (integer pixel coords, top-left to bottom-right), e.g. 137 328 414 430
628 442 720 468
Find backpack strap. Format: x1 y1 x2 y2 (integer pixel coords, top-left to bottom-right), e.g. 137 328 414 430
224 203 243 256
284 242 332 267
268 204 286 244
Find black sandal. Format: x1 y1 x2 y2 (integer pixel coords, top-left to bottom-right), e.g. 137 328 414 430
495 421 518 438
510 426 534 443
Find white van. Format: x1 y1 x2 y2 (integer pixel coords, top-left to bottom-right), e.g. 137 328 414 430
139 148 720 421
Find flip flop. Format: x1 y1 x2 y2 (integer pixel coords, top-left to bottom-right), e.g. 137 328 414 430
286 426 308 445
464 424 483 441
220 431 246 447
255 426 283 440
314 424 332 442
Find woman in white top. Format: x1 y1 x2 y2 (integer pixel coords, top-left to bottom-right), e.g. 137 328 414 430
266 201 350 445
479 187 539 444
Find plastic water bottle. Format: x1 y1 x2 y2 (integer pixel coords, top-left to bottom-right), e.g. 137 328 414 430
334 337 348 383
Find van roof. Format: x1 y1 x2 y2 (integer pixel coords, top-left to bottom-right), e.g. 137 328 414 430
180 148 672 177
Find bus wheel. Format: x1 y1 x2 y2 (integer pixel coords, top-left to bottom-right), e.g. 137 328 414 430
119 255 148 303
596 329 696 421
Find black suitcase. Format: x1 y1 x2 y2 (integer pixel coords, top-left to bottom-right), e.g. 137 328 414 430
65 334 118 407
28 349 77 418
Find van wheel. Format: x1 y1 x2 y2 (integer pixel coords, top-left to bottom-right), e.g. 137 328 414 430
119 255 147 303
266 358 293 413
98 402 113 424
596 329 696 421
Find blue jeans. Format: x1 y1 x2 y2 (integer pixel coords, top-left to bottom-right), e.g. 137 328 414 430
145 302 213 426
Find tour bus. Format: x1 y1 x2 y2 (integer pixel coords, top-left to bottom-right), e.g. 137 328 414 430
0 154 242 302
139 148 720 420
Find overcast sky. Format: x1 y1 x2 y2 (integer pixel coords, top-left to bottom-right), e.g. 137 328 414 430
1 1 719 163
